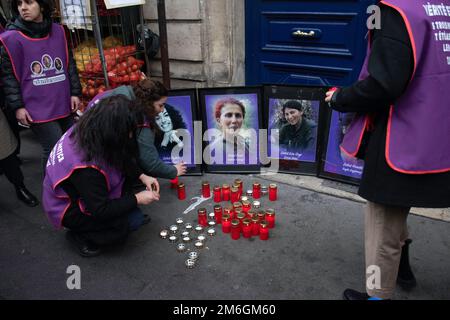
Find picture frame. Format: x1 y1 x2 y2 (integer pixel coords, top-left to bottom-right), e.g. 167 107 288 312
318 109 364 185
263 85 327 175
198 86 263 174
156 89 202 176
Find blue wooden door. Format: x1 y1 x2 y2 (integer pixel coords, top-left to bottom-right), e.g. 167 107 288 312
245 0 376 86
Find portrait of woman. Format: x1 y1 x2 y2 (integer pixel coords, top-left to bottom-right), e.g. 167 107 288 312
31 61 43 75
54 57 63 71
42 54 52 69
203 92 260 166
154 104 187 159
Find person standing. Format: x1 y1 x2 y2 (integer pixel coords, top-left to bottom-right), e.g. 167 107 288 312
326 1 450 300
0 0 81 172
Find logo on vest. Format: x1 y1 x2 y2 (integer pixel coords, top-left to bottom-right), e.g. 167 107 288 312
30 54 65 82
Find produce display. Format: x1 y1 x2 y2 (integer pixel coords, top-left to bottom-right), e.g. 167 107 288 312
75 37 146 111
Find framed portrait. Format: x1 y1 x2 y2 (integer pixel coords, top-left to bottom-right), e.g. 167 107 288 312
155 89 202 175
199 87 263 173
319 110 364 185
263 85 327 175
59 0 93 30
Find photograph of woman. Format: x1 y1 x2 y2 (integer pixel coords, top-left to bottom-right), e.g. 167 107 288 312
154 104 187 159
269 99 319 162
204 93 259 166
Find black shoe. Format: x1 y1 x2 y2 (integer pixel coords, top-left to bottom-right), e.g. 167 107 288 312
15 186 39 207
66 231 102 258
397 239 417 290
142 214 151 225
343 289 371 300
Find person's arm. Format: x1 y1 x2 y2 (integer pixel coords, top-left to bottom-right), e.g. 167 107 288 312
0 46 24 113
330 6 414 113
68 168 137 221
67 46 82 97
137 127 178 179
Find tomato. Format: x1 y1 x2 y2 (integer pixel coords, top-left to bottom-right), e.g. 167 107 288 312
127 56 136 64
130 73 139 82
131 64 139 71
127 67 132 74
122 74 130 82
88 88 96 97
97 87 105 94
87 79 95 86
82 87 88 96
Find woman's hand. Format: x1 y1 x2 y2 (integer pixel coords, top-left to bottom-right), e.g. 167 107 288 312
135 190 160 205
139 174 160 194
71 96 81 112
174 161 187 176
16 108 33 126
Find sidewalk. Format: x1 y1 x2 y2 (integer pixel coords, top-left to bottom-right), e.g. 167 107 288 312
0 130 449 300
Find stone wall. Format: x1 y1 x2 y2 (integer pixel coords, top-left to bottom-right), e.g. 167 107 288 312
143 0 245 89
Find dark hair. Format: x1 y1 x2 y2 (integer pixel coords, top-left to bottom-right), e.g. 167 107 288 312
282 100 305 114
132 79 169 131
214 97 246 120
164 104 187 130
72 95 139 173
11 0 55 19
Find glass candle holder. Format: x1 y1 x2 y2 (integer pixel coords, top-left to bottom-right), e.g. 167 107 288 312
269 183 278 201
197 208 208 227
221 214 232 233
242 219 252 238
170 177 179 189
233 202 242 211
253 183 261 199
253 201 261 210
241 196 249 202
261 185 268 197
222 184 231 201
242 200 251 214
247 210 257 220
230 187 239 203
257 211 266 222
214 205 223 224
224 206 234 220
234 179 243 195
259 221 269 241
246 190 253 198
265 209 276 228
231 219 241 240
213 186 222 203
202 181 211 198
251 217 260 236
177 183 186 200
236 212 246 226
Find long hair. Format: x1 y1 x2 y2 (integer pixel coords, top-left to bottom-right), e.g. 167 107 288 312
11 0 54 19
132 79 169 133
71 95 139 173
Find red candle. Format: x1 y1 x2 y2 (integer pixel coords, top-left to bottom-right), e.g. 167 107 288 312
170 177 179 189
259 221 269 240
230 187 239 203
213 186 222 203
222 214 231 233
242 200 251 214
265 209 276 228
251 217 260 236
269 183 278 201
231 219 241 240
247 210 257 220
177 183 186 200
222 184 231 201
253 183 261 199
236 212 246 227
257 211 266 222
198 208 208 227
214 205 223 224
202 181 211 198
224 206 234 220
234 179 243 196
242 219 252 238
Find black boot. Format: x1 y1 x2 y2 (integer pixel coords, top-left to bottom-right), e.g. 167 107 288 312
66 231 102 258
397 239 417 290
15 185 39 207
343 289 370 300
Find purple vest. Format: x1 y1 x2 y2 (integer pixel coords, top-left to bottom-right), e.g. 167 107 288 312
342 0 450 174
42 127 125 229
0 23 71 123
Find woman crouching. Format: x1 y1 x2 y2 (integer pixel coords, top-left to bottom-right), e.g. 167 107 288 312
43 95 160 257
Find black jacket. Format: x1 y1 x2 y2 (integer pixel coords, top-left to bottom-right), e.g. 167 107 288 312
0 17 81 113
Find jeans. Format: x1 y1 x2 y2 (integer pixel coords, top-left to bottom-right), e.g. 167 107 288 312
31 116 74 173
128 207 145 232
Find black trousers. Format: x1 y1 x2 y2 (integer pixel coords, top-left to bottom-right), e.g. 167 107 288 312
0 153 24 187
